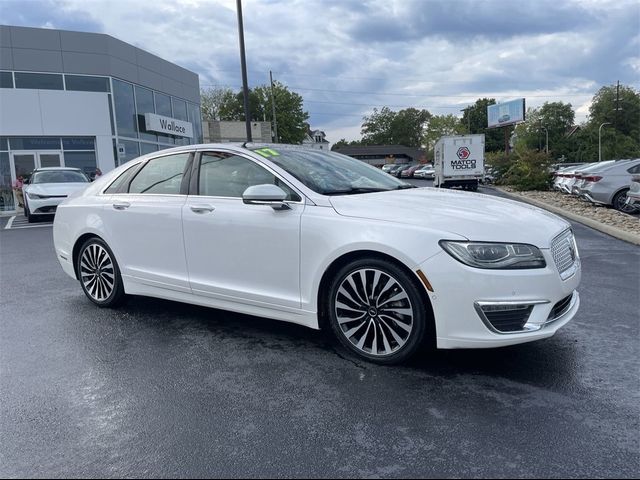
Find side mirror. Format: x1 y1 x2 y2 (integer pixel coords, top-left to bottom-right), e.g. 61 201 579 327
242 184 291 210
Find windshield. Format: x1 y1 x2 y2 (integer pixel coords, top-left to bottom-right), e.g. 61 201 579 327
252 147 413 195
31 170 89 184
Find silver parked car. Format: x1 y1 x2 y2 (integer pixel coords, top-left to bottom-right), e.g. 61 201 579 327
625 175 640 211
557 164 596 193
580 159 640 212
571 160 618 196
413 164 435 179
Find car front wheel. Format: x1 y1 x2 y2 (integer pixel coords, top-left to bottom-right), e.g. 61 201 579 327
327 258 429 364
77 237 126 307
24 201 33 223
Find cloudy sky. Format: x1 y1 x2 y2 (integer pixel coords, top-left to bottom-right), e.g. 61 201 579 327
2 0 639 143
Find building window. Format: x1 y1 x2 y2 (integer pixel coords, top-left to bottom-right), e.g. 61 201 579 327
140 142 158 155
14 72 64 90
172 97 189 146
9 137 61 150
64 152 97 177
154 92 174 145
112 79 138 139
116 139 140 166
62 137 95 150
187 103 203 143
65 75 110 92
0 71 13 88
0 151 13 212
135 86 157 143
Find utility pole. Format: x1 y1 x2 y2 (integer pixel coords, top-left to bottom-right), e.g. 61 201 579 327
270 70 279 143
236 0 252 142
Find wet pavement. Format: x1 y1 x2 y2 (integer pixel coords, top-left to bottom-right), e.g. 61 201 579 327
0 183 638 478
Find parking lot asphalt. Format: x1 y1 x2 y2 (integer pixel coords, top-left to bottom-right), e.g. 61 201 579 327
1 181 638 478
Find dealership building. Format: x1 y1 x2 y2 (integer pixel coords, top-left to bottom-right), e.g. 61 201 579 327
0 25 202 213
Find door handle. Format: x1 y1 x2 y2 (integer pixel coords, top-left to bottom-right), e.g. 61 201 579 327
190 204 215 214
112 202 130 210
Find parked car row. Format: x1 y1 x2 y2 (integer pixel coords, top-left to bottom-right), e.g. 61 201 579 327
552 159 640 213
382 163 435 179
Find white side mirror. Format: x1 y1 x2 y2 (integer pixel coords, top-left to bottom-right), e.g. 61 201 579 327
242 184 290 210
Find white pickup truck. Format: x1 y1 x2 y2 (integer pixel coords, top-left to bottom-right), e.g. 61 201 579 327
434 134 485 191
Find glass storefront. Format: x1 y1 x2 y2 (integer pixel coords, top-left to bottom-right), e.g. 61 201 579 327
111 77 203 165
1 70 203 203
0 136 99 211
0 151 13 212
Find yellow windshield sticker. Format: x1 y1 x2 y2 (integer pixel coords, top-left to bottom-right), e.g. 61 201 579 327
255 148 280 157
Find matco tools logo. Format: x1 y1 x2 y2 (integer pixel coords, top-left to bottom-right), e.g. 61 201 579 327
452 147 475 170
457 147 471 160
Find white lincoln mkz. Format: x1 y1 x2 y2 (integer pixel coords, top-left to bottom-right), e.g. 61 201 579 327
53 144 581 363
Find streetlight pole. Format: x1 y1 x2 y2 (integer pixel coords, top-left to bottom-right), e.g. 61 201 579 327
598 122 611 162
541 126 549 154
236 0 252 142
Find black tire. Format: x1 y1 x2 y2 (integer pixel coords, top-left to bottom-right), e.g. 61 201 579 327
612 189 635 213
326 258 429 365
24 201 34 223
76 237 126 308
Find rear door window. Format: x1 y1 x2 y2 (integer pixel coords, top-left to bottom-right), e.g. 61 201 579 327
128 153 190 195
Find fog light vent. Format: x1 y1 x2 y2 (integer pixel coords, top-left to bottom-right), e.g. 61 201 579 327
479 304 534 333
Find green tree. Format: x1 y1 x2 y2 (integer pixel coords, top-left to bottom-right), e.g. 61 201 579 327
361 107 431 147
213 82 309 144
513 102 575 158
200 87 235 120
253 82 309 144
587 84 640 160
423 114 465 154
331 138 362 150
460 98 504 152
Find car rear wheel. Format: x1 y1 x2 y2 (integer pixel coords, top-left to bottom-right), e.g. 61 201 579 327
77 237 126 307
327 258 428 364
612 189 635 213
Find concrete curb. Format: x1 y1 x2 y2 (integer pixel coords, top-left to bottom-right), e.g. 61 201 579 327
493 187 640 246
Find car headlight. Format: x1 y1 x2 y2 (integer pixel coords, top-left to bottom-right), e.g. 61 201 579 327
439 240 546 269
27 192 49 199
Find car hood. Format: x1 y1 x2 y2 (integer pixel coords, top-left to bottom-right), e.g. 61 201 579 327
26 183 89 196
329 187 569 247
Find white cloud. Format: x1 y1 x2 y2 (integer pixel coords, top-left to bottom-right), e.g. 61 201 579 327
6 0 639 141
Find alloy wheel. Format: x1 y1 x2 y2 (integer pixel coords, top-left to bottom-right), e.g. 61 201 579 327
334 268 414 357
80 243 116 302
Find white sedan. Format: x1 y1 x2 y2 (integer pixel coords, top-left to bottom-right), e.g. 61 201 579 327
53 144 581 364
23 167 90 222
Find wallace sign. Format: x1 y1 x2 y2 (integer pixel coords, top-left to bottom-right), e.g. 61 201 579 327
144 113 194 138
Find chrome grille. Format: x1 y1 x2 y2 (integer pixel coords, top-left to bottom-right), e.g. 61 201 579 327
551 229 578 279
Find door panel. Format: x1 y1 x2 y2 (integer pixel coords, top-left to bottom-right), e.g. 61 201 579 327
182 150 303 309
101 152 192 292
182 197 303 308
103 194 190 291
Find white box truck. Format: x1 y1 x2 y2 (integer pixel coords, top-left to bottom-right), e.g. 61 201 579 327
433 134 485 191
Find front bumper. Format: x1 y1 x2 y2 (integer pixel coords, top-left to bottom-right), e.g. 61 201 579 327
26 196 66 214
418 249 581 349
